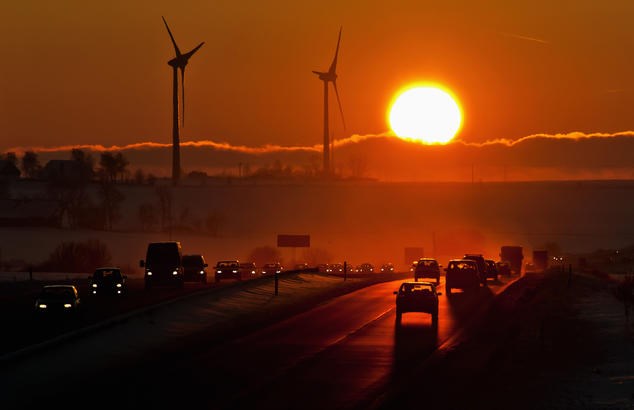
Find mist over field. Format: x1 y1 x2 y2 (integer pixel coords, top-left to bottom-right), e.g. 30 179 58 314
2 179 633 273
14 132 634 182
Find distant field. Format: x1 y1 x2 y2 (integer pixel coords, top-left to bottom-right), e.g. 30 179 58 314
2 179 634 273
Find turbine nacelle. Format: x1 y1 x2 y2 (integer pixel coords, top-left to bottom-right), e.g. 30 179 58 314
312 70 337 82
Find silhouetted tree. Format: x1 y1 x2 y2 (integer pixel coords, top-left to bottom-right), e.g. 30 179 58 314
98 179 124 230
134 168 145 185
21 151 41 179
247 246 282 267
146 173 157 186
138 203 158 231
115 152 129 182
205 210 223 236
38 239 112 273
3 152 17 166
99 152 118 183
155 185 173 232
71 149 95 181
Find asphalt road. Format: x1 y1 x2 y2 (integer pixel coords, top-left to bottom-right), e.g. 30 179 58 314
1 274 517 409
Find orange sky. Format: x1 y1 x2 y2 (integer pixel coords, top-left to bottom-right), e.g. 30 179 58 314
2 1 634 152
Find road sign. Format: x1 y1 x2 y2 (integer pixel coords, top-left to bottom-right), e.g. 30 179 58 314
277 234 310 248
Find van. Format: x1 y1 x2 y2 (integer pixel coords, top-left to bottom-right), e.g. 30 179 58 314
140 242 184 289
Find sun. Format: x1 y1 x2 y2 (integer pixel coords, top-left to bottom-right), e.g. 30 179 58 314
388 85 462 144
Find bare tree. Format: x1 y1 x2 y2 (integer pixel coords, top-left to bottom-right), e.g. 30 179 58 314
138 203 157 231
205 210 223 236
247 246 282 267
155 185 173 232
98 179 125 231
3 152 17 166
71 149 95 182
134 169 145 185
21 151 41 179
99 152 118 183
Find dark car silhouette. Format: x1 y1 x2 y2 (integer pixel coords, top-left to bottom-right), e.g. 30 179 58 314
215 260 241 282
355 263 374 274
35 285 81 315
90 267 127 296
414 258 441 284
261 262 283 275
394 281 440 326
484 259 499 280
183 254 208 283
445 259 480 295
239 262 258 276
463 254 488 285
380 263 395 273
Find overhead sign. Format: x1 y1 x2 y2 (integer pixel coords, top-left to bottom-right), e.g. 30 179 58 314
277 234 310 248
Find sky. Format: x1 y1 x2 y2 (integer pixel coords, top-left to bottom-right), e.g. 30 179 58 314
2 1 634 174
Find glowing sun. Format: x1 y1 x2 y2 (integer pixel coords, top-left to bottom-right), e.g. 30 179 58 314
388 85 462 144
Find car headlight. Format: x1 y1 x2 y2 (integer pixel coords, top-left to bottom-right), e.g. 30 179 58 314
64 304 72 308
116 283 122 288
172 270 178 275
200 270 204 274
232 270 238 273
217 270 222 274
38 304 47 309
92 283 97 288
251 270 256 274
276 270 281 273
147 271 153 276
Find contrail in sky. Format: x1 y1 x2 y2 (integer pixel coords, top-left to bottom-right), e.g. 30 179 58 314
501 32 549 45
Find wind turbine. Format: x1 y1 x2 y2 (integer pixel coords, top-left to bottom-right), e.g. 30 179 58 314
162 16 204 185
313 27 346 176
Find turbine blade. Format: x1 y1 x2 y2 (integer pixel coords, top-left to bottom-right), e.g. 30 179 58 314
328 27 342 75
333 81 346 131
181 67 186 127
162 16 182 56
184 42 205 59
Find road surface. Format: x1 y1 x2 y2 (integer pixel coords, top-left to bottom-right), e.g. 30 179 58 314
1 275 517 409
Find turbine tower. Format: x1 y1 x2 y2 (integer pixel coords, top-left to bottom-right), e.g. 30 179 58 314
313 27 346 176
162 16 204 185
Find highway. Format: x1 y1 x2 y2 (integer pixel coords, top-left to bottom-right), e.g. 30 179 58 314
1 274 517 409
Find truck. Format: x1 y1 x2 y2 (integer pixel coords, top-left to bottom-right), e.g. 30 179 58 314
532 250 548 272
140 241 184 289
500 246 524 275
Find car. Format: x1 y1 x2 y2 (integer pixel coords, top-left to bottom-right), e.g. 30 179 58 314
414 258 441 284
496 260 512 276
380 263 395 273
317 263 330 273
294 262 310 271
34 285 81 315
262 262 283 275
484 259 499 280
182 254 208 283
393 281 440 326
215 260 241 282
463 253 488 285
330 263 345 273
240 262 258 276
89 267 127 295
355 263 374 274
445 259 481 295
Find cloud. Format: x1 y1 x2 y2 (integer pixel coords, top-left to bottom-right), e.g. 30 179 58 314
6 131 634 182
500 32 549 45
